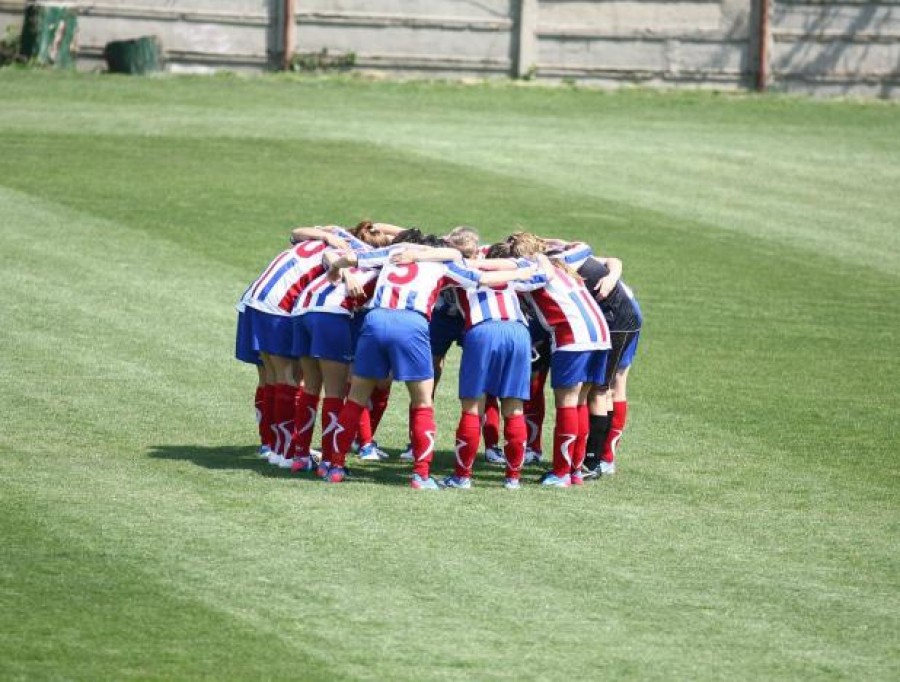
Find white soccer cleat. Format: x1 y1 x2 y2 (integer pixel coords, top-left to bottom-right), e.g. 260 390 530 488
484 446 506 465
598 460 616 476
277 456 295 469
399 443 414 461
267 450 283 466
523 448 543 465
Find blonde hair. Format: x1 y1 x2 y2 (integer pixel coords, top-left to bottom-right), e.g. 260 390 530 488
444 226 480 257
506 231 549 258
508 231 583 280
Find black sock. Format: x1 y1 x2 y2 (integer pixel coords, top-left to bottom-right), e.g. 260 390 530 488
586 413 611 466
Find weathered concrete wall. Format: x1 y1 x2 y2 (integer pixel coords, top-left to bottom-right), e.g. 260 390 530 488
0 1 898 97
295 0 515 77
532 0 755 88
769 0 900 97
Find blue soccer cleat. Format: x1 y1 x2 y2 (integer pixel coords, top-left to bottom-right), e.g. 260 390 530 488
440 475 472 489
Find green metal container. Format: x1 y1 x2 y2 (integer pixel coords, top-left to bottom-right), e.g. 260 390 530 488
104 35 164 75
19 2 77 68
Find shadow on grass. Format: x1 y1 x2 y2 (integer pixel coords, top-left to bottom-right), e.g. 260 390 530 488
145 444 496 487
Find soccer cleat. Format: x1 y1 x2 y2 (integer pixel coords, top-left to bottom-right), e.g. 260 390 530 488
309 448 322 465
484 446 506 465
258 445 272 460
503 477 521 490
326 466 347 483
291 456 313 473
524 448 543 465
440 475 472 489
315 462 331 479
277 456 295 469
410 474 440 490
580 460 600 481
539 471 571 488
357 442 382 461
267 450 283 466
570 471 584 486
399 443 414 461
598 460 616 476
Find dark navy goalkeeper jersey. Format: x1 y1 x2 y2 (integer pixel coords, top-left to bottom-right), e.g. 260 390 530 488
576 256 642 333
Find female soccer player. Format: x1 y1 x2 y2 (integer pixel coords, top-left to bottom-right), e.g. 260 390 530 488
547 241 643 477
238 226 363 468
436 243 549 489
320 231 539 489
287 223 391 472
507 233 612 487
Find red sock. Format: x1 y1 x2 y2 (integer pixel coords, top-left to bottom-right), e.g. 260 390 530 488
602 401 628 462
524 371 547 452
261 384 276 451
410 406 436 478
552 406 579 477
369 386 391 436
454 412 481 478
254 386 266 447
291 391 319 457
572 404 589 472
357 408 374 446
320 396 347 466
503 413 527 479
273 384 298 457
482 395 500 450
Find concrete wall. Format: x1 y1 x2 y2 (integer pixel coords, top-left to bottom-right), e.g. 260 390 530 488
769 0 900 97
0 1 898 97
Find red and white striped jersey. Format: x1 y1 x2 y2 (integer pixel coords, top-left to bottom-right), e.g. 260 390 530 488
453 264 547 330
242 228 370 317
293 266 379 316
522 267 611 352
356 247 483 319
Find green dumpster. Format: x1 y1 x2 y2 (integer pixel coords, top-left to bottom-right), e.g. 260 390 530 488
104 35 164 75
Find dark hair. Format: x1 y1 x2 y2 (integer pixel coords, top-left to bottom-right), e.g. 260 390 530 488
486 242 512 259
394 228 426 245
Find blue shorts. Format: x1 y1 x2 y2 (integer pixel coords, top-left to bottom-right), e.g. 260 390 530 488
249 308 296 358
293 312 354 363
353 309 433 382
619 331 640 370
550 349 609 389
429 307 465 357
235 310 261 365
459 321 531 400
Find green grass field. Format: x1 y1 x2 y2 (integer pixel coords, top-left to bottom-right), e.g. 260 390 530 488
1 70 898 680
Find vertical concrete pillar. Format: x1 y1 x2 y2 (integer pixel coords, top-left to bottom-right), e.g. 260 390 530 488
514 0 538 78
282 0 295 71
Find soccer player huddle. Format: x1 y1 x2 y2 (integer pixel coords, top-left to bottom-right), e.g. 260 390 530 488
235 222 642 490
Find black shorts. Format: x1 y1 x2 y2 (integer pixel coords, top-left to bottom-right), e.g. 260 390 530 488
599 330 640 388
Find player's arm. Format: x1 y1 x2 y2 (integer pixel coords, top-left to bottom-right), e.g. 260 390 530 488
549 240 593 269
390 245 464 264
372 223 407 238
322 250 359 282
592 256 622 300
479 264 540 287
290 226 350 251
468 257 518 272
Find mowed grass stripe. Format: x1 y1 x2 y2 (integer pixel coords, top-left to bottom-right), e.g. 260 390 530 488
2 73 898 273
